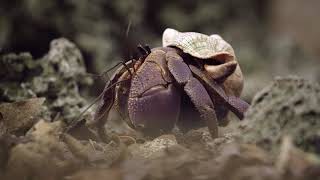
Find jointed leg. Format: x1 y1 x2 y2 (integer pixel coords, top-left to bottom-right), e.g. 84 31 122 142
189 65 249 119
93 61 135 141
128 50 181 136
184 78 219 137
166 51 218 138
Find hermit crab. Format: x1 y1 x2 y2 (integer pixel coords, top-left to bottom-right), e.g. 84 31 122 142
93 28 249 139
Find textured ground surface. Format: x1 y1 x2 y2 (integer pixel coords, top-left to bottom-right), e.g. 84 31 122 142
0 39 320 180
240 77 320 154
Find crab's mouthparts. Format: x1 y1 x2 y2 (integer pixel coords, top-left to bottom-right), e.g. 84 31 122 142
204 61 237 83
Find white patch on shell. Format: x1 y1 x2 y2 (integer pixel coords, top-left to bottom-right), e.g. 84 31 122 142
162 28 235 60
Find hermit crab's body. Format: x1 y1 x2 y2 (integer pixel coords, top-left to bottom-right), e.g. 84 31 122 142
94 29 249 139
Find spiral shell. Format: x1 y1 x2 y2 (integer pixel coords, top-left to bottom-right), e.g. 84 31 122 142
162 28 235 61
162 28 244 98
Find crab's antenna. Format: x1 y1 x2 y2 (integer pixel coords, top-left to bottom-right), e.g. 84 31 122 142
137 44 151 55
123 19 147 86
65 78 131 133
98 60 134 78
84 61 124 80
81 19 133 81
121 61 133 77
89 78 133 142
101 61 124 75
65 19 149 135
84 58 136 81
103 67 133 128
144 45 151 54
125 19 134 60
64 91 104 133
126 20 132 38
100 71 133 124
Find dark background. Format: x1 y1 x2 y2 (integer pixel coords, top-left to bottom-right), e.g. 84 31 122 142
0 0 319 100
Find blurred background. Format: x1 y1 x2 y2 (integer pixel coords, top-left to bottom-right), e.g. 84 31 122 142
0 0 319 101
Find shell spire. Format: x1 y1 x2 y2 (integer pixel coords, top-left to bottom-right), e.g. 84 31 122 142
162 28 235 61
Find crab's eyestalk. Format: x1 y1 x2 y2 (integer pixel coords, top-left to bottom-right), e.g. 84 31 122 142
137 44 151 56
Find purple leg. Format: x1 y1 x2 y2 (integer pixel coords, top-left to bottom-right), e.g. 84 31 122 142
227 96 250 119
189 65 249 120
166 51 218 138
93 61 134 141
128 50 181 135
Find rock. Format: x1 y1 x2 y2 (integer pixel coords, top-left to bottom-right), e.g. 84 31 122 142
175 127 237 153
4 120 80 180
62 134 128 167
0 97 45 136
128 134 178 159
121 140 320 180
46 38 87 79
213 143 275 180
276 136 320 179
241 76 320 154
0 38 92 123
0 52 41 82
3 119 128 180
65 168 122 180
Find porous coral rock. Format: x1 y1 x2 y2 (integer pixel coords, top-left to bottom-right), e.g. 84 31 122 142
4 120 80 180
241 76 320 154
0 38 92 123
128 135 178 159
0 97 45 136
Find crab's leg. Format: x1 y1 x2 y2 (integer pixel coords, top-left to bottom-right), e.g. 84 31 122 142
166 51 219 138
94 62 131 120
93 61 135 141
128 50 181 135
188 65 249 119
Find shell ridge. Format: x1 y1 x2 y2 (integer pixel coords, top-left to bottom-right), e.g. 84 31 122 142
162 28 235 60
